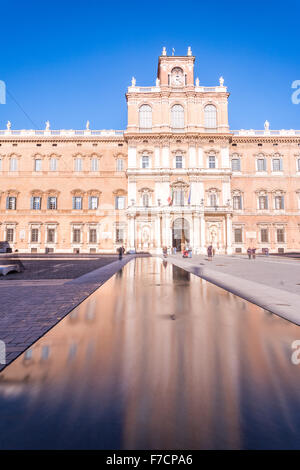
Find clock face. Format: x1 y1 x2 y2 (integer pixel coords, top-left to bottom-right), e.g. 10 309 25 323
171 67 184 87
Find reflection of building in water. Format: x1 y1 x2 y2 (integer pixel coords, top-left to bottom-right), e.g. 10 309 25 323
0 258 300 449
1 49 300 255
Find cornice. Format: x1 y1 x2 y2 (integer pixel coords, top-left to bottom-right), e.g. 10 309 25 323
232 136 300 144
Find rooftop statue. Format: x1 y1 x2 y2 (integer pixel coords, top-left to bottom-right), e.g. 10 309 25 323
6 120 11 130
131 76 136 87
264 120 270 131
219 76 224 86
45 120 50 131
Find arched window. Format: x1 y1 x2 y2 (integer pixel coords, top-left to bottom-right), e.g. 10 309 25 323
139 105 152 130
171 104 184 129
204 104 217 129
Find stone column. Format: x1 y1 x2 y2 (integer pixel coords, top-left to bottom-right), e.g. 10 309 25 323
128 215 136 251
193 214 200 253
155 214 161 251
226 214 233 254
200 214 206 254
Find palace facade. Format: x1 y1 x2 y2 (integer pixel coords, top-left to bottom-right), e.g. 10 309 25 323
1 47 300 254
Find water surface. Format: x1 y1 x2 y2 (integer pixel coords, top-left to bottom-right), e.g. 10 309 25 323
0 257 300 449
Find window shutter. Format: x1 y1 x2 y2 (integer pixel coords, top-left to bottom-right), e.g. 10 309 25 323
265 196 268 209
279 159 283 171
281 196 284 209
239 195 242 209
30 197 34 209
88 197 91 210
6 197 9 209
115 197 118 209
47 197 50 209
72 197 75 210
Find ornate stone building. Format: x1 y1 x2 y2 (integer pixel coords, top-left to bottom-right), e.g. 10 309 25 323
1 47 300 254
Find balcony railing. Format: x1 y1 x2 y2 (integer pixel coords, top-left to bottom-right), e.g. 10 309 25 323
0 129 124 137
233 129 300 136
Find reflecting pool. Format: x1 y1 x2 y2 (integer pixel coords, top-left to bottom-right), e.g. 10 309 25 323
1 257 300 449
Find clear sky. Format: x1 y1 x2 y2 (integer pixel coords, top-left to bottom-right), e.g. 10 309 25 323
0 0 299 131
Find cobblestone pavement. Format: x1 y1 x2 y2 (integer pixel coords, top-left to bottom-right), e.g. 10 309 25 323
0 255 135 371
0 255 118 280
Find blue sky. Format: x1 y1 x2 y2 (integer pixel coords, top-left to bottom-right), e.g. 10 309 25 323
0 0 299 130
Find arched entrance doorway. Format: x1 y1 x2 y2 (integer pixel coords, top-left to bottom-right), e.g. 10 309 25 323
172 218 190 252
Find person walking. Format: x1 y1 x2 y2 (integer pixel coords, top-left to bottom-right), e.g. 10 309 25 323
162 246 168 258
118 246 123 260
207 245 213 261
247 247 252 259
251 247 256 260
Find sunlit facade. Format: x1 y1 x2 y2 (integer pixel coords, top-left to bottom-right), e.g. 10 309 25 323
1 48 300 254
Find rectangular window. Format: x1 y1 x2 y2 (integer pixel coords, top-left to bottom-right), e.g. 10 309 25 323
116 159 124 171
88 196 98 210
175 156 183 168
6 228 14 242
115 196 125 210
116 228 124 243
9 158 17 172
142 156 150 169
31 197 41 210
259 196 268 210
50 158 57 171
74 158 82 172
91 158 98 172
231 158 241 171
261 228 269 243
275 195 284 210
47 228 55 243
89 228 97 243
47 197 57 210
35 159 42 171
277 228 285 243
73 229 81 243
234 228 242 243
174 190 184 206
7 196 16 210
257 159 266 171
233 195 242 210
208 156 216 168
272 158 282 172
73 197 82 210
31 228 39 243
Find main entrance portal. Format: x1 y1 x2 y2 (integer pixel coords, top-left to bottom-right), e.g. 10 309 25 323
172 218 190 252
